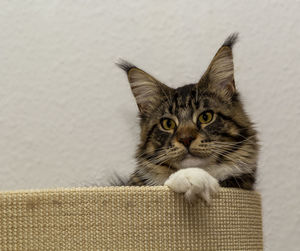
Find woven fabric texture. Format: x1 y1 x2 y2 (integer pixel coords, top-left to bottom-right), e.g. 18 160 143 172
0 186 263 251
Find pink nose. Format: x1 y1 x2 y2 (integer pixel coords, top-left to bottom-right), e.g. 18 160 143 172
178 136 195 148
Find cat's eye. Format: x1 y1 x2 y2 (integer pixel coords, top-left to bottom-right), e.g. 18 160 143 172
160 118 176 130
198 111 214 124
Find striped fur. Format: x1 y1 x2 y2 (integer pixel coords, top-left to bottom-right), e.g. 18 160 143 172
118 34 259 190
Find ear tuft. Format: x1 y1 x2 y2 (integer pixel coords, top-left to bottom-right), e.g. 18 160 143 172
222 33 239 48
116 59 136 74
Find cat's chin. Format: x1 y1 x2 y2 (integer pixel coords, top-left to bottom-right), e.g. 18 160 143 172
180 154 209 169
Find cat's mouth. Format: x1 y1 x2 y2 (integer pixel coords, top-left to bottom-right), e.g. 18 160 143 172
180 153 209 169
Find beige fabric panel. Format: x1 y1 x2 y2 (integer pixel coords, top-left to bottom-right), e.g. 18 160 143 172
0 187 263 251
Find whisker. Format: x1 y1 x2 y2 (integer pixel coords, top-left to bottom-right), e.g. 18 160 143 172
210 148 249 167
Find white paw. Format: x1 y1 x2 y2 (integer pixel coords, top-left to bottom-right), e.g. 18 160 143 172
164 168 220 203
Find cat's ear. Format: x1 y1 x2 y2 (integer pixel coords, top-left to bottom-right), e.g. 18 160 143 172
117 60 172 114
199 33 238 97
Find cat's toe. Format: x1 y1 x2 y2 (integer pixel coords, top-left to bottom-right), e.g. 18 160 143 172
164 168 220 203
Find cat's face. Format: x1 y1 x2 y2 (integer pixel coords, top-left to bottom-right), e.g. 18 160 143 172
133 80 255 171
139 83 250 169
119 34 257 173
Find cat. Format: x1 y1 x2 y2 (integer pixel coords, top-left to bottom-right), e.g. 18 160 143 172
117 34 259 203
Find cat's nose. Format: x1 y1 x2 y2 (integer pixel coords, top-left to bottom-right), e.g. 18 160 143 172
178 136 195 148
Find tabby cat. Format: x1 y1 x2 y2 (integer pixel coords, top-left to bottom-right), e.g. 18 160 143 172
117 34 259 203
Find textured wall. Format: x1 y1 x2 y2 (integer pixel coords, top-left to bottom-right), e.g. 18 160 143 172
0 1 299 250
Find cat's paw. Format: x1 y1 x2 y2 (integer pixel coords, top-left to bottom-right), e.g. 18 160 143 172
164 168 220 203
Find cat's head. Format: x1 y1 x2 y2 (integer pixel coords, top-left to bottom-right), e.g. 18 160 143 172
118 34 257 171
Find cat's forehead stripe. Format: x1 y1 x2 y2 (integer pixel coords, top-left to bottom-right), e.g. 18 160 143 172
203 99 210 108
166 91 220 117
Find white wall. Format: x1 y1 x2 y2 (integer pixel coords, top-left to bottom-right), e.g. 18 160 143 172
0 1 299 250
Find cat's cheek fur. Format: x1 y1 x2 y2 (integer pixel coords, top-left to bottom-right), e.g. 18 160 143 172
164 168 220 204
